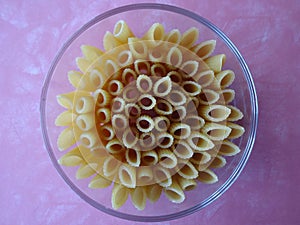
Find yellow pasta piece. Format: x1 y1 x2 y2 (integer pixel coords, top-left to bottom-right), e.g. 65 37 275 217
169 123 191 140
75 113 94 131
107 79 124 96
153 166 172 187
136 74 153 93
157 132 174 149
164 178 185 203
99 124 115 141
113 20 135 43
184 115 205 130
76 162 98 179
139 132 156 149
215 70 235 88
149 46 165 62
172 140 193 159
201 122 232 141
111 114 128 130
88 174 112 189
219 89 235 104
166 46 183 68
227 105 244 121
170 105 187 122
96 108 111 124
55 110 77 126
154 116 170 132
125 148 141 167
122 128 139 148
124 103 141 119
176 175 197 191
209 155 226 169
199 105 231 122
79 131 99 149
67 70 83 89
180 27 199 49
204 54 226 73
193 70 214 87
56 91 76 109
94 89 112 107
106 138 125 154
167 89 187 106
128 37 148 59
142 150 158 166
87 68 106 90
74 95 95 114
227 122 245 139
118 164 136 188
146 184 162 203
122 85 139 102
180 60 199 78
182 80 201 97
130 186 147 210
143 23 165 46
136 115 154 133
103 156 120 178
111 183 129 210
198 89 220 105
197 169 218 184
150 63 167 76
58 146 82 166
122 68 137 84
57 127 76 151
164 29 181 45
190 152 211 165
187 131 214 151
158 149 177 169
103 31 122 51
138 94 156 110
191 40 216 59
177 160 198 179
111 97 125 113
137 167 153 185
75 57 91 73
81 45 103 61
167 70 182 84
134 59 150 75
153 76 172 97
218 140 241 156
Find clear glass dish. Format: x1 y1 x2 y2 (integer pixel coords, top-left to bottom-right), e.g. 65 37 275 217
40 3 258 222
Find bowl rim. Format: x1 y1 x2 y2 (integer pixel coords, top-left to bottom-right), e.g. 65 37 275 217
40 3 258 222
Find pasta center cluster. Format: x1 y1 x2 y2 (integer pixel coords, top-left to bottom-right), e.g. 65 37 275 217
55 20 245 211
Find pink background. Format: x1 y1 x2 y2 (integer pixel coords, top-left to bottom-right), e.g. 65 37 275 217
1 0 299 224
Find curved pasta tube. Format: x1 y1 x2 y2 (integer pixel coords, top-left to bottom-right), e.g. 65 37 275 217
94 89 112 107
124 103 141 119
96 108 111 124
227 105 244 121
180 60 199 78
199 105 231 122
154 116 170 132
75 113 94 131
111 97 125 113
167 90 187 106
79 131 99 149
215 70 235 88
139 132 156 149
138 94 156 110
198 89 220 105
157 132 174 149
121 68 137 84
176 175 197 191
107 80 124 96
111 183 129 210
137 167 153 185
191 40 216 59
136 75 153 93
136 115 154 133
197 169 218 184
227 122 245 139
164 179 185 203
193 70 214 87
146 184 162 203
172 140 193 159
80 45 103 61
186 96 200 113
218 140 241 156
169 123 191 140
219 89 235 104
141 150 158 166
128 38 148 59
184 115 205 130
87 69 105 90
103 31 122 51
164 29 181 45
153 166 172 187
58 146 82 166
74 95 95 114
209 155 226 168
75 57 90 73
167 70 182 84
118 164 136 188
76 162 98 179
204 54 226 73
111 114 128 130
166 46 183 68
113 20 134 43
125 148 141 167
177 160 198 179
56 91 76 109
89 174 112 189
143 23 165 46
117 50 133 67
130 186 147 210
122 85 139 102
180 27 199 49
170 105 187 122
122 128 139 148
99 124 115 141
150 63 167 76
55 110 77 126
149 46 165 62
182 81 201 97
57 127 76 151
190 152 211 165
201 122 232 141
187 131 214 151
103 156 120 178
67 70 83 89
158 149 177 169
153 76 172 97
106 138 125 154
134 59 150 75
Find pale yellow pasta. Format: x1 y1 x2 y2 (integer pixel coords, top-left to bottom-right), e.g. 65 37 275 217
182 80 201 97
143 23 165 46
58 146 82 166
99 124 115 141
113 20 134 43
167 70 182 84
67 70 83 89
176 175 197 191
136 115 154 133
180 60 199 78
136 74 153 93
107 79 124 96
204 54 226 73
209 155 226 168
146 184 162 203
96 108 111 124
154 116 170 132
76 162 98 179
150 63 167 76
172 140 193 159
139 132 156 149
75 113 94 131
118 164 136 188
153 166 172 187
190 152 211 165
122 68 137 84
57 127 76 151
75 57 90 73
111 183 129 210
158 149 177 169
103 156 120 178
111 97 125 113
103 31 122 51
201 122 232 141
166 46 183 68
122 128 139 148
152 76 172 97
138 94 156 110
55 110 77 126
187 131 215 151
137 167 153 185
128 38 148 59
219 89 235 104
149 46 165 62
56 91 77 109
79 131 98 149
94 89 112 107
170 105 187 122
218 140 241 156
124 103 141 119
215 70 235 88
193 70 214 87
111 114 128 130
81 45 103 61
142 150 158 166
186 96 200 112
157 132 174 149
130 186 147 210
122 85 139 102
227 105 244 121
88 68 106 90
74 95 94 114
164 29 181 45
191 40 216 59
177 160 198 179
197 169 218 184
227 122 245 139
167 89 187 106
199 105 231 122
134 59 151 75
169 123 191 139
117 50 133 67
180 27 199 49
164 179 185 203
198 89 220 105
106 138 125 154
125 148 141 167
184 115 205 130
88 174 112 189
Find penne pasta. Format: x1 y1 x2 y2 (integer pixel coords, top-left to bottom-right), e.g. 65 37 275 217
94 89 112 107
191 40 216 59
138 94 156 110
182 81 201 97
134 59 151 75
75 57 90 73
89 174 112 189
136 115 154 133
198 89 220 105
227 105 244 121
117 50 133 67
56 91 79 109
124 103 141 119
186 96 200 113
177 160 198 179
164 178 185 203
167 89 187 106
153 76 172 97
146 184 162 203
111 114 128 130
67 70 83 89
193 70 214 87
158 149 177 169
154 116 170 132
103 31 122 51
157 132 174 149
58 146 82 166
209 155 226 169
180 27 199 49
76 162 98 179
111 183 129 210
150 63 167 77
57 127 76 151
219 89 235 104
79 131 98 149
190 152 211 165
204 54 226 73
122 85 139 102
103 156 120 178
55 110 77 126
215 70 235 88
75 113 94 131
107 79 124 96
176 175 197 191
169 123 191 140
172 140 193 159
143 23 165 46
122 127 139 148
96 108 111 124
167 70 182 84
218 140 241 156
125 148 141 167
74 95 95 114
137 167 153 185
111 97 125 113
180 60 199 78
130 186 147 210
113 20 134 43
166 46 183 68
136 74 153 93
105 138 125 154
227 122 245 139
149 46 165 63
88 68 105 90
153 166 172 187
118 164 136 188
184 115 205 130
164 29 181 45
199 105 231 122
141 150 158 166
187 131 214 151
170 105 187 122
128 38 148 59
121 68 137 84
81 45 103 61
201 122 232 141
99 124 115 141
139 132 156 149
197 169 218 184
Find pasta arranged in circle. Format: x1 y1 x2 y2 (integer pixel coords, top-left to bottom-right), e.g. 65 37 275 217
55 20 245 211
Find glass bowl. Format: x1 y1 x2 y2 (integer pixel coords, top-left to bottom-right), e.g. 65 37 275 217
40 3 258 222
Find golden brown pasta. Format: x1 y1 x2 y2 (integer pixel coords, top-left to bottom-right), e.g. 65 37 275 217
141 150 158 166
167 89 187 106
158 149 177 169
172 140 193 159
111 97 125 113
153 76 172 97
94 89 112 107
154 98 173 115
156 132 174 149
197 169 218 184
170 105 187 122
99 124 115 141
169 123 191 140
198 89 220 105
191 40 216 59
96 108 111 124
176 175 197 191
106 138 125 154
177 160 198 179
193 70 214 88
121 68 137 84
180 60 199 78
182 80 201 97
227 122 245 139
138 94 156 110
146 184 162 203
187 131 214 151
201 122 232 141
150 63 167 76
219 89 235 104
164 178 185 203
136 115 154 133
199 105 231 122
154 116 170 132
227 105 244 121
130 186 147 210
204 54 226 73
134 59 151 75
180 27 199 49
218 140 241 156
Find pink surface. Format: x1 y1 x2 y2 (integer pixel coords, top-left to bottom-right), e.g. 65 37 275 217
1 0 299 224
